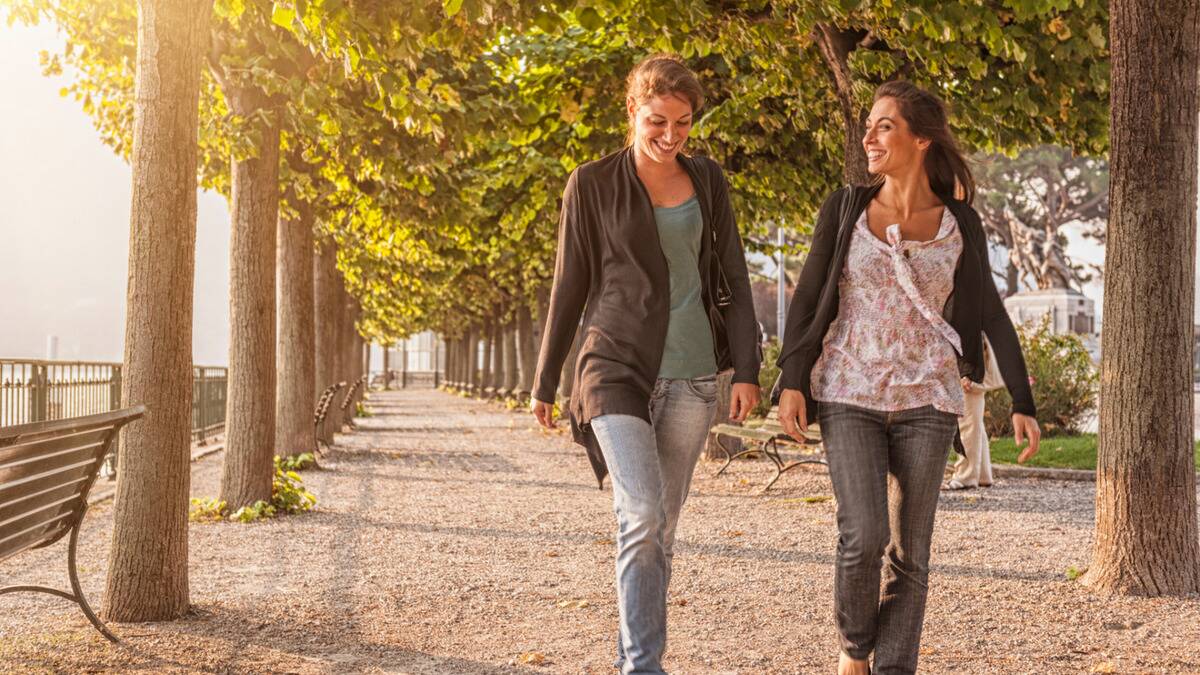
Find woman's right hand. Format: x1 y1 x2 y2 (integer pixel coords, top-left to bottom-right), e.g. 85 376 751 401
777 388 808 442
531 398 556 429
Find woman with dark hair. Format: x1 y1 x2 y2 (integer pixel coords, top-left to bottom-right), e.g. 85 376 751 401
775 81 1041 675
531 54 761 675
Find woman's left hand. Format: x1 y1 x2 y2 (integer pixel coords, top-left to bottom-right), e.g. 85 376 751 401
729 382 761 423
1012 413 1041 463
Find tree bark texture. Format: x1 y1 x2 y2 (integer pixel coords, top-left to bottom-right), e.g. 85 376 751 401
515 303 536 395
481 321 494 395
503 321 519 394
704 371 742 461
104 0 211 623
814 23 870 186
313 241 337 393
466 328 478 392
382 343 391 390
1082 0 1200 597
274 191 315 459
219 90 281 510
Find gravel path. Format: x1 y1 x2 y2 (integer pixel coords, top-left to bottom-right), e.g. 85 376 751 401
2 389 1198 674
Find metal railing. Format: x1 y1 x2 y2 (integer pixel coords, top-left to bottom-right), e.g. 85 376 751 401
1 359 228 443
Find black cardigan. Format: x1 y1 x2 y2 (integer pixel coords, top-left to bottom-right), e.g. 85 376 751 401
534 146 761 485
775 184 1036 425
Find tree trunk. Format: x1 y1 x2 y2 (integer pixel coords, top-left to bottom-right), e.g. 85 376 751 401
219 88 280 510
480 321 494 396
313 241 337 393
503 321 519 395
274 189 315 459
466 328 478 392
1081 0 1200 597
1005 261 1020 298
382 343 391 390
104 0 210 623
704 371 741 461
515 303 536 396
324 262 346 435
814 23 870 186
491 318 504 394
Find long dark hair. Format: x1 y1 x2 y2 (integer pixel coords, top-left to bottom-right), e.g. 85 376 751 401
872 81 975 204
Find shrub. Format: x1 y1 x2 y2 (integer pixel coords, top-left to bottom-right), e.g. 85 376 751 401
984 316 1098 437
751 337 782 419
277 452 316 472
188 456 317 524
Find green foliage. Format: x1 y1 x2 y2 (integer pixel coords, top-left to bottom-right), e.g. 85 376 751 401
989 435 1200 471
6 0 1111 350
188 497 228 523
1065 565 1086 581
277 452 316 471
985 317 1099 437
355 401 372 417
752 338 782 419
188 456 316 524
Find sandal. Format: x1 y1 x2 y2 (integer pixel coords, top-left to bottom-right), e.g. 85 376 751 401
941 479 976 491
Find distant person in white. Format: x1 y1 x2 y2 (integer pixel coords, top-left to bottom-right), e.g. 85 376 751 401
945 337 1004 490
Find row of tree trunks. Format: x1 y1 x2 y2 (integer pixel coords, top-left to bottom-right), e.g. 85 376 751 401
275 185 316 460
313 241 343 436
466 327 478 390
480 320 494 392
219 87 281 511
104 0 212 623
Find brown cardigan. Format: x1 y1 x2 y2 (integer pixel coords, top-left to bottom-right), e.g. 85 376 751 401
533 146 761 486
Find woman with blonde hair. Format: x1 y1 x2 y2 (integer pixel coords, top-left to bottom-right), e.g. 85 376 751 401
775 81 1041 674
531 54 761 674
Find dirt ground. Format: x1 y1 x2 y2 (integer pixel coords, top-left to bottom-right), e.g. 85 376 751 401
1 388 1198 674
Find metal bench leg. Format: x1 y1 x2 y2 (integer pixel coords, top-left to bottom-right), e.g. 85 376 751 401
760 442 829 493
66 509 119 643
717 439 773 477
0 509 119 643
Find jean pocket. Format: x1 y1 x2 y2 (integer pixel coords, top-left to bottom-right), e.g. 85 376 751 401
684 376 719 404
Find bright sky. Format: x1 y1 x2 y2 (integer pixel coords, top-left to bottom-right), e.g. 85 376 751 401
0 21 230 365
0 21 1196 366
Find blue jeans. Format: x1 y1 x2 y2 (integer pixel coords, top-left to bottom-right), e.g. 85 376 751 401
590 375 720 675
818 401 959 675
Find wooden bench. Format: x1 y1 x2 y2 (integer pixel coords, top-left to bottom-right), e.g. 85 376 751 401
710 407 826 491
314 381 345 451
339 376 366 430
0 406 146 643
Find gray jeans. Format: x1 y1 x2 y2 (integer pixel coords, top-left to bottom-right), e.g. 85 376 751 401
590 375 719 675
817 401 958 675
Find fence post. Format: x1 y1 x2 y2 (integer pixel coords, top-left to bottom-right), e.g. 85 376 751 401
110 364 123 409
29 364 48 422
195 368 207 444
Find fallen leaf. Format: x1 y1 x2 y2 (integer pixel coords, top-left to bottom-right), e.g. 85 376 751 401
519 651 547 666
1090 662 1116 674
674 598 689 607
545 550 560 558
723 530 744 538
557 599 590 609
593 537 614 546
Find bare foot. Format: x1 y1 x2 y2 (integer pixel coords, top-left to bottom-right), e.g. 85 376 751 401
838 652 870 675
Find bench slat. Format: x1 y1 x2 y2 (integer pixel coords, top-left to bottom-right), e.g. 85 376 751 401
0 443 108 490
0 457 101 503
0 509 74 563
0 428 111 467
0 479 88 529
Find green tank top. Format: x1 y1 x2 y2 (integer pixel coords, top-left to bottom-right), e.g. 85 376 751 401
653 195 718 379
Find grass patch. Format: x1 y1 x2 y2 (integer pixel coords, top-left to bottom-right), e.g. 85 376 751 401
988 434 1200 471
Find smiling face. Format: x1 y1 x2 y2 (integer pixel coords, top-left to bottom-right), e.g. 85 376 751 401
628 93 694 165
863 96 931 177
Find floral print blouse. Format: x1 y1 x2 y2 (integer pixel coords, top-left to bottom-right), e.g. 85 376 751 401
811 207 966 416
